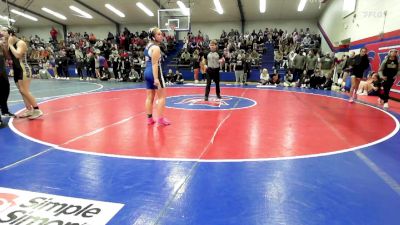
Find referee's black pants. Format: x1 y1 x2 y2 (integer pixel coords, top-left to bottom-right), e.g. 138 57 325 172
205 68 221 98
0 78 10 114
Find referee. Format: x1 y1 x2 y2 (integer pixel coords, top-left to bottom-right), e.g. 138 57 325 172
205 40 224 101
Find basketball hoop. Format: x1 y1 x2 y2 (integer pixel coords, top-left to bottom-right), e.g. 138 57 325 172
158 9 190 31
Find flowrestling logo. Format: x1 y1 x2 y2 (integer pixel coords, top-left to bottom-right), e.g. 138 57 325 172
0 194 18 214
0 187 123 225
166 95 257 110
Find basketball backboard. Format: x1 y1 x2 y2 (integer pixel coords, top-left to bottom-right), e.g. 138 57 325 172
158 8 190 31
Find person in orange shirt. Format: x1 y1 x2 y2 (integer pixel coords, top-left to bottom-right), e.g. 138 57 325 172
199 52 207 83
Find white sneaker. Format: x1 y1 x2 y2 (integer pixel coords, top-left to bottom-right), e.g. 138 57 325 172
20 109 34 118
377 98 384 105
28 109 43 120
194 80 199 84
79 77 83 81
383 103 389 109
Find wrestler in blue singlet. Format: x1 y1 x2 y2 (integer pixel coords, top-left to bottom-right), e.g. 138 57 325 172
144 44 165 89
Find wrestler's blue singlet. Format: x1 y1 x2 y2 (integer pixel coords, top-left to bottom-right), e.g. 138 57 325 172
144 44 165 89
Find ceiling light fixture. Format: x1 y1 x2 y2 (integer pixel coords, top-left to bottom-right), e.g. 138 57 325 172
297 0 307 11
136 2 154 17
260 0 266 13
10 9 38 21
105 4 125 18
177 1 190 16
41 7 67 20
69 5 93 19
343 0 356 11
213 0 223 14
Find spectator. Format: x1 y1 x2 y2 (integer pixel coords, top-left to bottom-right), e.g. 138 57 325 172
259 68 270 85
270 69 280 85
192 50 200 83
349 47 370 102
357 72 381 96
336 55 347 83
174 69 184 84
340 52 355 88
310 68 325 89
50 27 58 42
319 52 334 78
180 49 191 65
288 51 296 72
165 69 174 84
318 73 333 90
199 52 207 82
110 47 120 80
234 54 245 85
75 47 84 80
274 51 283 69
292 51 306 82
107 32 114 42
378 49 399 108
38 61 53 79
250 49 260 66
301 34 312 48
89 33 96 45
221 48 230 72
243 53 251 85
284 70 294 87
305 50 318 76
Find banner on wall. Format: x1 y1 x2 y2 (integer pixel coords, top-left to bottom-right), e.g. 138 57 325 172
366 39 400 100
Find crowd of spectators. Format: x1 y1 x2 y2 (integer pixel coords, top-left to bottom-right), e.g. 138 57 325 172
21 26 177 82
18 26 384 97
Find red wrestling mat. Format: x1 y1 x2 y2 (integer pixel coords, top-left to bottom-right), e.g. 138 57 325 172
11 88 398 160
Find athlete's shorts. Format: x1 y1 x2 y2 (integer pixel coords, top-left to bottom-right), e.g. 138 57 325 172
13 68 31 83
144 68 165 89
351 73 364 79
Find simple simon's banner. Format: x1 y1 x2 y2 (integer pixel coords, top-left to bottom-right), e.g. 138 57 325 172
0 187 124 225
366 39 400 100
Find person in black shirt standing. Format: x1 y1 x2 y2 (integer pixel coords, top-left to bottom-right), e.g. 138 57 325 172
234 54 244 85
349 47 370 102
205 40 224 101
192 50 200 83
378 49 399 109
0 34 15 120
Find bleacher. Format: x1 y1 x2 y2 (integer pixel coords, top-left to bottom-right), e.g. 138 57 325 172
22 27 321 84
165 35 267 82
